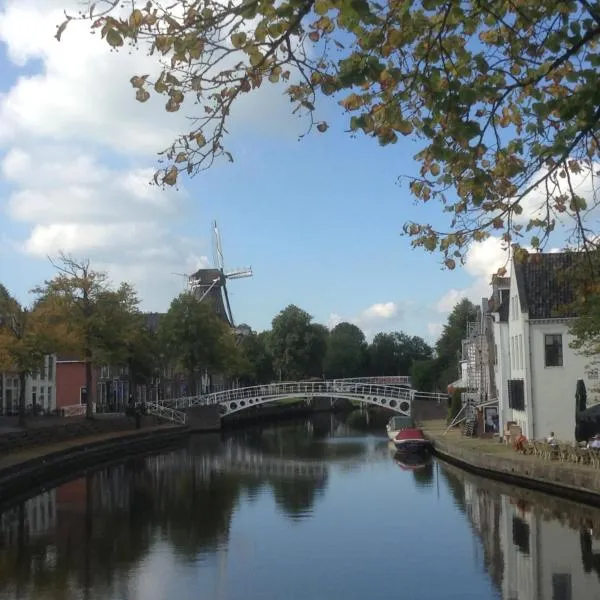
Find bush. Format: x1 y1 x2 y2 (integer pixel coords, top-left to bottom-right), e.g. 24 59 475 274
447 388 464 423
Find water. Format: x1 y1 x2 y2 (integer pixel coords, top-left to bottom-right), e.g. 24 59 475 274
0 412 599 600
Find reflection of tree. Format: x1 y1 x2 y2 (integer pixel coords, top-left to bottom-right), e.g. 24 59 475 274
270 478 326 520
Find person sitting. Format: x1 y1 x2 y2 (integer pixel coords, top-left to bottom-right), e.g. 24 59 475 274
546 432 558 445
588 434 600 449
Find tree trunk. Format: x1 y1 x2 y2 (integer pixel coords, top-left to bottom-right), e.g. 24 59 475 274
18 370 27 427
85 354 94 419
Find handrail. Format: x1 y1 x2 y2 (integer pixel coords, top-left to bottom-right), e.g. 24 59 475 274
146 402 187 426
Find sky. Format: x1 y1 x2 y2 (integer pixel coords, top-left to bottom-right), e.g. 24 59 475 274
0 0 569 343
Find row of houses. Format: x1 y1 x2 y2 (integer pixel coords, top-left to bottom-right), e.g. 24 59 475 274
456 251 598 442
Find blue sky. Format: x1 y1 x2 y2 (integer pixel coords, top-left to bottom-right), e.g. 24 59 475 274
0 0 508 342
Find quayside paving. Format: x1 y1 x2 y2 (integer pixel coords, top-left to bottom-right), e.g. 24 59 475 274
0 425 181 473
420 420 600 505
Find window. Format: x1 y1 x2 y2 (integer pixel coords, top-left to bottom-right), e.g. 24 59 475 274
80 386 88 405
545 334 563 367
519 334 524 370
552 574 572 600
47 356 53 381
512 515 530 555
511 337 515 369
508 379 525 411
494 344 498 366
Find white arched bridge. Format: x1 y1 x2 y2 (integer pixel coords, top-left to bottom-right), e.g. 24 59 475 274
145 378 446 426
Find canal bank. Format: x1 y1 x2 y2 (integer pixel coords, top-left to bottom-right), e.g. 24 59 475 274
0 425 188 506
422 420 600 506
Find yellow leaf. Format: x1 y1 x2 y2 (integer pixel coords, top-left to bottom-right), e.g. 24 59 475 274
129 9 144 28
430 163 441 176
175 152 187 163
162 167 178 186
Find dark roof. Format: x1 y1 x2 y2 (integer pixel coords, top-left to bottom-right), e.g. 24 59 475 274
514 252 582 319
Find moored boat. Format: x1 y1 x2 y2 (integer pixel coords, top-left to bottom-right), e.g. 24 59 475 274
393 450 432 471
385 415 414 441
392 427 431 451
386 416 431 451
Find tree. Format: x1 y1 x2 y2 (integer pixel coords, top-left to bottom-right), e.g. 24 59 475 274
62 1 600 266
435 298 478 388
410 359 438 392
34 255 140 418
158 292 238 393
324 322 367 379
269 305 327 380
0 286 61 425
367 331 432 376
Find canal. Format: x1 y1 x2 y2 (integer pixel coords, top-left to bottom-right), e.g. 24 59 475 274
0 413 599 600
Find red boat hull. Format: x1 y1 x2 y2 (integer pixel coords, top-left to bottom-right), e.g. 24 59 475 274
393 427 431 451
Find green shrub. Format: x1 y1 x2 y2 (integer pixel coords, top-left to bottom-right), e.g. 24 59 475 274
447 388 464 424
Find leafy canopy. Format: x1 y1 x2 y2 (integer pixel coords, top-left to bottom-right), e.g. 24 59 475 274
62 0 600 265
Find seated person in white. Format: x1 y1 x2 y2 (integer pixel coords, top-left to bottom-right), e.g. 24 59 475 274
546 432 558 445
588 434 600 449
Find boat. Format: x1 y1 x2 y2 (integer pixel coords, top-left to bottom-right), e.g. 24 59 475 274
386 415 414 441
386 416 431 451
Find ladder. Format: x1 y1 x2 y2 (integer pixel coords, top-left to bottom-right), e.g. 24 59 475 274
463 418 476 437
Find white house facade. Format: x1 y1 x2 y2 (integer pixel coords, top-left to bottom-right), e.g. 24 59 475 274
0 354 57 416
490 252 597 442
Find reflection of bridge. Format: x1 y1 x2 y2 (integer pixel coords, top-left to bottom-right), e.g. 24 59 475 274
147 377 446 424
149 444 329 480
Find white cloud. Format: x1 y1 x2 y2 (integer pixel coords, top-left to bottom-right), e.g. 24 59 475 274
327 301 404 340
435 237 508 314
0 0 302 311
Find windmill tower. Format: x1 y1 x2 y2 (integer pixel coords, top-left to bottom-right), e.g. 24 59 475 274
188 221 253 327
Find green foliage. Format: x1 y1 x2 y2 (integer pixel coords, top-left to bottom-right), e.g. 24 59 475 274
435 298 478 387
410 358 437 392
0 285 58 423
34 254 141 417
62 0 600 263
324 322 368 379
269 305 327 380
159 292 240 390
448 388 464 423
368 331 432 376
236 330 276 385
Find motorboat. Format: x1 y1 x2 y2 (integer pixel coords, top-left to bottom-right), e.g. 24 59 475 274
386 416 431 451
386 415 414 441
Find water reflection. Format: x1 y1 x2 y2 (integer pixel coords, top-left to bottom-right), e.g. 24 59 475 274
5 412 599 600
440 463 600 600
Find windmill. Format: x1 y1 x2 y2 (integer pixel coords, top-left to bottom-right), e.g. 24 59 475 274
188 221 253 326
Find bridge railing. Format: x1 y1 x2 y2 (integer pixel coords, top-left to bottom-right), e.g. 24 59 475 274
146 402 187 425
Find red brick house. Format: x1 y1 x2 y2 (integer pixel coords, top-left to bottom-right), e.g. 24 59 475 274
55 357 99 411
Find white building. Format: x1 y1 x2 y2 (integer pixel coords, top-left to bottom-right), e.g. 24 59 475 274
0 354 57 415
489 252 598 442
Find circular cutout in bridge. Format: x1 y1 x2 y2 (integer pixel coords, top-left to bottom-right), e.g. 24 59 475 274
399 401 410 412
230 402 238 411
240 401 245 407
389 400 397 408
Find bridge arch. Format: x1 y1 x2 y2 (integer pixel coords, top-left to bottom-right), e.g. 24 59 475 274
166 379 415 417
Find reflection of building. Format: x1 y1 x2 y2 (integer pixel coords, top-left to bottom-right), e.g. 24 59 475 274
446 464 600 600
0 490 56 544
